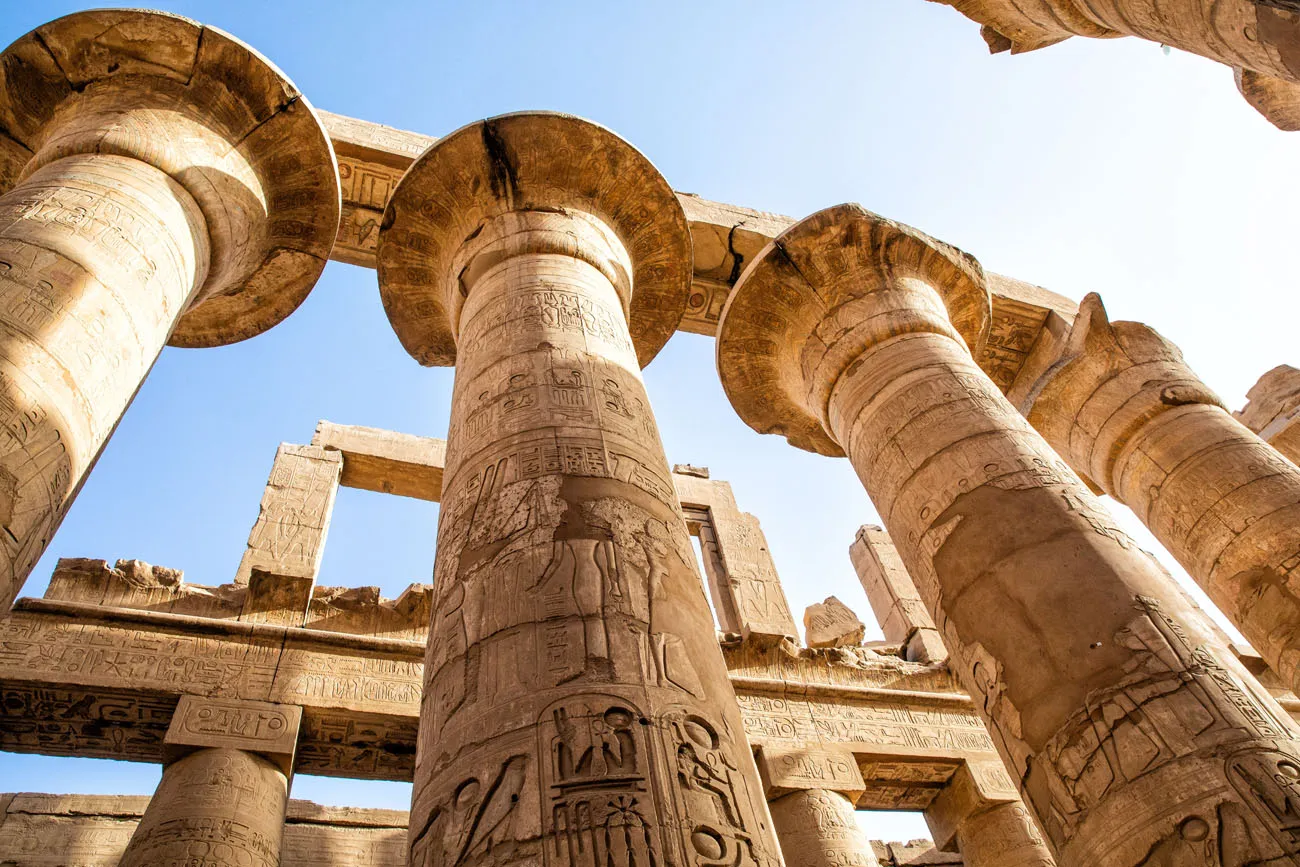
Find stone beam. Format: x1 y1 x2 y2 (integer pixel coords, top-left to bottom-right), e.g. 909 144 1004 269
0 598 1002 802
312 420 446 501
318 111 1076 390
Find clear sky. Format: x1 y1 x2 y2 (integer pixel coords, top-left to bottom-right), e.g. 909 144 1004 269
3 0 1298 848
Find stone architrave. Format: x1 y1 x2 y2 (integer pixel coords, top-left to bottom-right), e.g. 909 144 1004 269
926 760 1055 867
767 788 882 867
0 11 340 609
927 1 1300 130
312 419 448 501
716 203 1300 864
236 444 344 626
804 596 866 648
377 113 781 867
673 469 799 641
1236 364 1300 465
1021 294 1300 698
117 696 303 867
850 525 946 663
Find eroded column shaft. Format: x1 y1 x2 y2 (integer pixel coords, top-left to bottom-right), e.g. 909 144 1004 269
824 299 1300 863
1026 302 1300 697
954 802 1055 867
118 747 288 867
768 789 879 867
413 211 778 867
0 153 207 608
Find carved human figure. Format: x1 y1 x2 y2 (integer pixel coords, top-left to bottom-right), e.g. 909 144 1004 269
715 203 1300 865
0 11 339 608
377 113 779 867
1022 293 1300 699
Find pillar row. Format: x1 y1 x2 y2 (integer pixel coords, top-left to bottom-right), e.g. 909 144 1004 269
716 203 1300 866
378 113 781 867
118 696 302 867
1022 293 1300 698
0 10 340 608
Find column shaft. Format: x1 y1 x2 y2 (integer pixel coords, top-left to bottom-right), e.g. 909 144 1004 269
768 789 880 867
953 802 1055 867
830 324 1300 862
413 211 777 867
717 205 1300 866
117 747 288 867
0 154 206 606
1026 296 1300 696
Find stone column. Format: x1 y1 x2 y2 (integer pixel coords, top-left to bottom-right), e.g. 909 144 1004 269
927 760 1055 867
850 525 946 663
758 746 879 867
716 203 1300 865
377 114 781 867
0 11 339 608
1236 364 1300 465
118 695 302 867
1021 293 1300 698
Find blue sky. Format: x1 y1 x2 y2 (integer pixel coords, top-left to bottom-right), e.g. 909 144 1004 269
3 0 1298 845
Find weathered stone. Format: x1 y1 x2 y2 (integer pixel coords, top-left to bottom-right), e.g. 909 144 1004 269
930 1 1300 130
313 420 447 501
676 470 799 642
851 526 947 663
1236 363 1300 465
805 596 867 648
377 112 780 867
320 108 1079 394
716 202 1300 865
756 745 866 801
0 10 339 609
1021 293 1300 700
768 788 882 867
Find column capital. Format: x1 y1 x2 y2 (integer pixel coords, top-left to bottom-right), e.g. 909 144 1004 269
1237 363 1300 461
164 695 302 776
716 202 990 457
1022 292 1223 494
0 9 340 346
376 112 691 368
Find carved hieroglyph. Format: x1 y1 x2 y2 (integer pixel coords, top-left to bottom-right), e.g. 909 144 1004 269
1022 293 1300 701
1237 364 1300 466
850 526 946 664
768 788 881 867
377 113 780 867
716 202 1300 865
674 469 798 641
118 696 302 867
0 10 340 609
237 443 343 627
930 0 1300 129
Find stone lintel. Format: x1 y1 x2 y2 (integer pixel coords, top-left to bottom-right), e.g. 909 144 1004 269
0 601 1004 803
312 420 446 501
321 110 1076 389
165 695 302 776
756 745 866 802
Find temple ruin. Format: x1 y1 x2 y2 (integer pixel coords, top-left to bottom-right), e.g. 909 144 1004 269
2 7 1300 867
